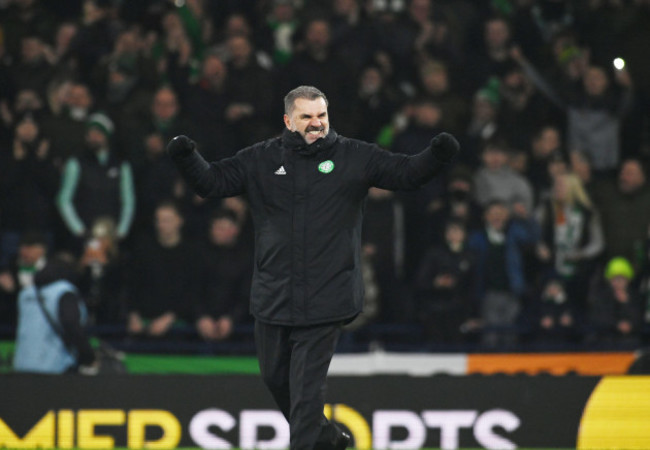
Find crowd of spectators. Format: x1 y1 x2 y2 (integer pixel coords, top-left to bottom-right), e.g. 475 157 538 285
1 0 650 351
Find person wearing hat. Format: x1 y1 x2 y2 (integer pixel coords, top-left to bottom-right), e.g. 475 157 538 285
56 112 136 253
588 257 642 343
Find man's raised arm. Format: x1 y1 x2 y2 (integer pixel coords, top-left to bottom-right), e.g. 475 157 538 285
167 135 246 198
367 131 460 190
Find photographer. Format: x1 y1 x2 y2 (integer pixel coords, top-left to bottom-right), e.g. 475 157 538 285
0 114 58 268
13 232 97 374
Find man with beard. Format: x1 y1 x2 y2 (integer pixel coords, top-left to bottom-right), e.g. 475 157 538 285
56 112 135 254
167 85 460 449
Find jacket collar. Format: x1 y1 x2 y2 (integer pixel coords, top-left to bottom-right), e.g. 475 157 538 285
281 128 338 156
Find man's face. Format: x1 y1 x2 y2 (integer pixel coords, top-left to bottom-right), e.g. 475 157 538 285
68 84 92 109
227 36 252 66
210 218 240 246
305 20 330 53
201 56 227 86
18 243 46 267
584 66 608 96
155 207 182 238
482 148 508 170
284 97 329 145
445 225 465 246
152 88 178 121
533 127 560 156
485 19 510 50
485 204 510 231
85 127 108 150
619 160 645 193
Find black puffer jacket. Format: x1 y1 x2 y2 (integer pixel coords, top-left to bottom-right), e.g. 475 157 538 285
173 129 451 325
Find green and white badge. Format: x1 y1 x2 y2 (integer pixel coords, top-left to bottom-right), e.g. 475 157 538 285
318 160 335 174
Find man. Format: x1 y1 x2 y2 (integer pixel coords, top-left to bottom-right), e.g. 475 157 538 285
592 158 650 271
13 232 97 374
167 85 459 449
196 209 252 341
127 201 199 337
467 201 539 348
473 139 534 214
56 112 136 252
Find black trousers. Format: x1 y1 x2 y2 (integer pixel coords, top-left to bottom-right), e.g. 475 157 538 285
255 320 344 450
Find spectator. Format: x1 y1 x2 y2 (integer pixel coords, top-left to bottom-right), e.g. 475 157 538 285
461 87 500 168
67 0 118 83
498 64 556 151
362 187 408 323
526 125 564 201
0 115 58 267
588 257 643 345
468 200 539 347
126 201 200 338
2 88 47 129
176 54 237 160
10 35 54 97
0 0 56 59
222 34 275 147
151 8 196 82
56 112 136 252
535 172 604 310
41 81 94 163
392 97 446 280
415 219 477 343
473 139 534 214
196 209 252 341
280 18 356 135
349 63 402 143
513 47 634 175
377 0 455 86
329 0 381 75
132 129 182 238
122 85 195 171
43 21 79 76
78 217 127 325
569 150 594 196
260 0 299 67
210 13 258 63
392 97 445 154
417 59 468 136
592 159 650 271
91 28 158 124
426 165 483 243
535 277 577 344
466 16 514 95
12 232 96 374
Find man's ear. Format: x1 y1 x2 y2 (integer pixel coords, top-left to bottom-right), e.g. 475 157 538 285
283 114 291 130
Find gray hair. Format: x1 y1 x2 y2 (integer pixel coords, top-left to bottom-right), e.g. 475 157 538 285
283 85 328 116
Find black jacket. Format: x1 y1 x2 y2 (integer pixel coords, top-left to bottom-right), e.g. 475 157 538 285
172 129 450 325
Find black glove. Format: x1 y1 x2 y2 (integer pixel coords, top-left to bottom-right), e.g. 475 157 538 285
167 135 196 158
429 132 460 163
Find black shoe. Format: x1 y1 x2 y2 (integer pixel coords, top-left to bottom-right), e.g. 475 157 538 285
333 431 350 450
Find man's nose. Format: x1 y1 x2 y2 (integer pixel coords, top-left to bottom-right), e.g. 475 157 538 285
309 117 322 127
